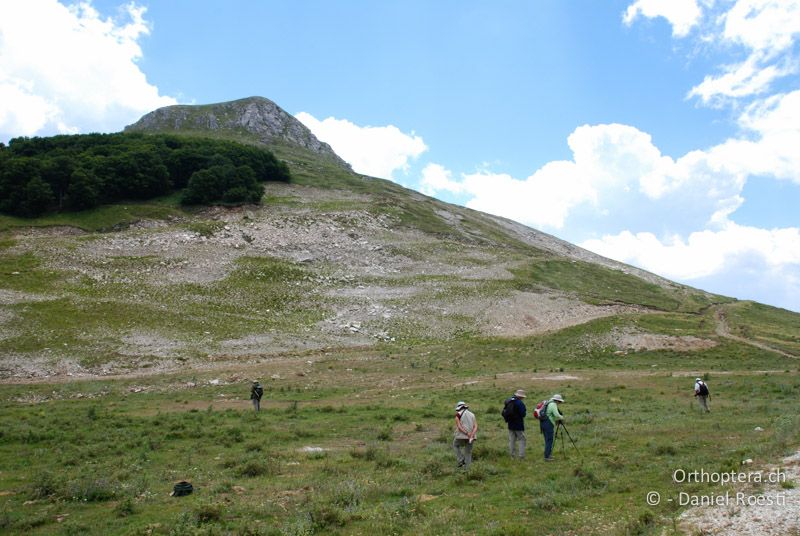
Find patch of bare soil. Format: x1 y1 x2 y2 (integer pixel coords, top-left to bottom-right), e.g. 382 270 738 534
479 291 650 337
0 289 52 305
589 326 718 353
0 353 89 380
679 450 800 535
118 331 187 358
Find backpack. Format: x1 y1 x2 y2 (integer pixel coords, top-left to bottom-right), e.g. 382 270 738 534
501 398 517 422
171 481 193 497
698 382 709 396
533 399 551 421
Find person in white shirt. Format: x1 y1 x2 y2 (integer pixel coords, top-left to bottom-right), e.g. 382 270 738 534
453 401 478 469
694 378 710 413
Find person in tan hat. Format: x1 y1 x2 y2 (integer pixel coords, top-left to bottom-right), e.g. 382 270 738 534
453 401 478 469
503 389 527 459
541 394 564 461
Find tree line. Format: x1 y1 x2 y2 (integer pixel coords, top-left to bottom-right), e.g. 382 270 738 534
0 132 291 217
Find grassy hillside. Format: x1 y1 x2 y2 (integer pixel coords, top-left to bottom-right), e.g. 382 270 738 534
2 114 799 534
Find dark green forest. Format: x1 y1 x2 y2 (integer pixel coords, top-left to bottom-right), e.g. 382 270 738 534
0 133 291 217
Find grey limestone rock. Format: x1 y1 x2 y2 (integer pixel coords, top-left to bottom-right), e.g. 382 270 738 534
125 96 351 170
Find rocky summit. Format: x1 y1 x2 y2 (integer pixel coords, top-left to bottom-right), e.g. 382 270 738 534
124 96 350 169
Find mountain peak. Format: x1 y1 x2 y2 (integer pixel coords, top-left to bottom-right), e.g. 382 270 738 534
125 96 350 169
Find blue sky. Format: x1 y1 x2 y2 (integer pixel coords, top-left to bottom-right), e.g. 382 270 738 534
1 1 799 312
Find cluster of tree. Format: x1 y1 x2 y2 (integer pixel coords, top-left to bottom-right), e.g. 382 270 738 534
0 133 291 217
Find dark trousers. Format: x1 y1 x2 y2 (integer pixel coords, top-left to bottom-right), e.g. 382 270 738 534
252 399 260 411
541 419 555 459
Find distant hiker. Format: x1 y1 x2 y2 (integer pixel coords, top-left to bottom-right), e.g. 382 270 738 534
250 380 264 412
694 378 710 413
453 401 478 469
540 394 564 461
504 389 527 459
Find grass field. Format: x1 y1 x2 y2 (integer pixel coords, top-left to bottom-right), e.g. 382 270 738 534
1 321 798 535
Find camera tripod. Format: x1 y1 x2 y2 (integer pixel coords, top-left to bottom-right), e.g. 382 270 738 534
555 421 582 460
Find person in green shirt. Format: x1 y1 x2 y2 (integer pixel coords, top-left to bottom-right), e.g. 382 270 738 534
541 394 564 461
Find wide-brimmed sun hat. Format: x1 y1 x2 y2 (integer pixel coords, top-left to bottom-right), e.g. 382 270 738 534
696 378 702 381
551 394 565 402
455 401 468 410
514 389 526 398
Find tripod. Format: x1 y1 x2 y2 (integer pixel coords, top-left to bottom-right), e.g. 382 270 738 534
555 421 582 460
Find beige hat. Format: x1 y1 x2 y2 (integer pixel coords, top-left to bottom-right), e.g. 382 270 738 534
551 394 564 402
514 389 526 398
455 401 468 410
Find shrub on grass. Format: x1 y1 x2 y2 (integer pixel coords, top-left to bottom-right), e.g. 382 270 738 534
29 470 61 500
531 493 563 512
573 466 607 490
236 456 278 477
653 444 677 456
13 513 51 531
374 450 401 469
65 475 115 502
420 458 447 478
113 497 136 517
194 501 224 523
245 441 263 452
309 503 350 530
326 479 364 510
0 509 9 530
624 509 656 535
472 444 505 461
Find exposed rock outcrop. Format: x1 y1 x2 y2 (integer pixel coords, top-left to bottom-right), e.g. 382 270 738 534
125 96 351 169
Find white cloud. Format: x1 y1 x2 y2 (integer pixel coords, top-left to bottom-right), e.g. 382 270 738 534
582 224 800 280
622 0 703 37
688 55 791 103
624 0 800 105
580 224 800 310
459 162 591 229
688 0 800 105
722 0 800 56
420 163 463 196
421 122 752 231
295 112 427 180
0 1 175 141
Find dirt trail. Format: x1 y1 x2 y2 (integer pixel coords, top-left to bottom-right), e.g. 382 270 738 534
714 307 797 359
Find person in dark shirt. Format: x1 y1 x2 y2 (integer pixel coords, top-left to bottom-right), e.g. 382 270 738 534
506 389 527 459
250 380 264 412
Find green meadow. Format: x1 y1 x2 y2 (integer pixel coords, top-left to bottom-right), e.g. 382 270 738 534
1 323 799 535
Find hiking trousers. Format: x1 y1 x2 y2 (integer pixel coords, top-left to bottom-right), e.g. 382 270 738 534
508 430 526 458
453 438 473 469
252 399 260 411
541 419 555 459
697 395 709 412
